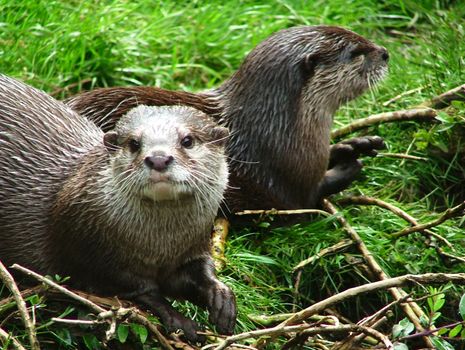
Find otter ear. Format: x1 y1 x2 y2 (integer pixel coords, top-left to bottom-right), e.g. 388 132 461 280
301 53 319 78
210 126 229 147
103 131 119 152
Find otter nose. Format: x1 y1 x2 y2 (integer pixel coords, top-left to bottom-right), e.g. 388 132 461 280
380 47 389 62
145 155 174 172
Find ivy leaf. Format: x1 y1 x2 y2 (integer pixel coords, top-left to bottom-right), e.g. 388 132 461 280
117 324 130 343
433 296 445 312
449 324 463 338
459 293 465 320
392 318 415 339
430 336 455 350
130 323 148 344
393 342 409 350
82 334 100 350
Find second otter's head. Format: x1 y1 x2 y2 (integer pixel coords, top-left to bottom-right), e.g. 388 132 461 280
220 25 388 119
104 105 229 205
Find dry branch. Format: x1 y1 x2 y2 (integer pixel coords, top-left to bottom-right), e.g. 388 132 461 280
338 196 452 247
383 86 428 107
420 83 465 109
280 273 465 326
391 200 465 238
331 108 437 139
12 264 106 314
212 323 394 350
321 200 432 347
378 152 428 161
293 239 354 272
11 264 174 350
0 261 40 350
0 326 26 350
235 208 330 216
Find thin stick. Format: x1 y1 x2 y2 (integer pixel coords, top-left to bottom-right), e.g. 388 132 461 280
0 327 27 350
279 273 465 326
292 239 354 272
420 84 465 109
235 208 330 216
0 261 40 350
213 324 394 350
51 318 103 325
11 264 106 314
338 196 452 247
378 152 428 161
11 264 175 350
321 200 431 347
391 200 465 238
383 86 428 107
331 108 437 139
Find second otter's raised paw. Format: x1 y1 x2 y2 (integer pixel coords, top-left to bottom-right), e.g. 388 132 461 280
329 135 385 168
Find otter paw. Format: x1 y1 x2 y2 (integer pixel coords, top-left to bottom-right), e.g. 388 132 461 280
329 136 385 167
162 310 205 343
207 282 237 335
319 159 363 197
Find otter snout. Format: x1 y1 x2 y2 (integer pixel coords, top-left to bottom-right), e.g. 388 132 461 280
145 154 174 172
379 47 389 62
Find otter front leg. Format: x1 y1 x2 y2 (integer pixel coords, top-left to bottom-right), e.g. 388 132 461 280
135 291 204 343
318 136 385 197
160 257 237 335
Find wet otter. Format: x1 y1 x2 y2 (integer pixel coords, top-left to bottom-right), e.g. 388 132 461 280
0 74 236 341
66 25 388 213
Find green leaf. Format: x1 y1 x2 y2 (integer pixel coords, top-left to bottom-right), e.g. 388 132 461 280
393 342 409 350
82 334 100 350
433 296 445 312
459 293 465 320
437 327 448 335
392 318 415 339
430 336 455 350
449 324 463 338
117 324 130 343
460 327 465 339
130 323 148 344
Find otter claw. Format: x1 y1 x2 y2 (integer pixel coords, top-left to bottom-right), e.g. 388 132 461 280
207 282 237 335
329 135 385 168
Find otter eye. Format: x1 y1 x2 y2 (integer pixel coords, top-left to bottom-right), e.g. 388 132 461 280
349 45 370 59
128 138 141 153
180 135 194 149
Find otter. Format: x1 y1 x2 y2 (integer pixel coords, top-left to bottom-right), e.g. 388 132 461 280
66 25 388 213
0 74 236 342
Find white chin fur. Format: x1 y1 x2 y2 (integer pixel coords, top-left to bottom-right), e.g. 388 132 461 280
142 182 191 202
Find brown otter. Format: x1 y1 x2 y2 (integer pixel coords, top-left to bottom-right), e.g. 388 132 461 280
66 25 388 213
0 74 236 341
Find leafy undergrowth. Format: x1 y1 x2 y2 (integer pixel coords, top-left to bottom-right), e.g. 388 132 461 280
1 0 465 349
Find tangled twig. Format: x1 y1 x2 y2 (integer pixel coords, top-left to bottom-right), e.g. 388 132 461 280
0 261 40 350
331 108 437 139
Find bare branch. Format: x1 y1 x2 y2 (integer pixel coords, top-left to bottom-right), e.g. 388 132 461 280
391 201 465 238
280 272 465 327
0 261 40 350
331 108 437 139
0 326 27 350
235 208 330 216
11 264 106 314
420 84 465 109
293 239 354 272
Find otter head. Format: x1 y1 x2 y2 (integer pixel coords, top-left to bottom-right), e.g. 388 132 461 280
219 25 388 124
103 105 229 204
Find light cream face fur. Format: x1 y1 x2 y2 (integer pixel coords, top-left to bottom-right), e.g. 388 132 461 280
110 105 228 204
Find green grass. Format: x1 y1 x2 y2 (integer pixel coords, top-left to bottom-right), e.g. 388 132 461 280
1 0 465 349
